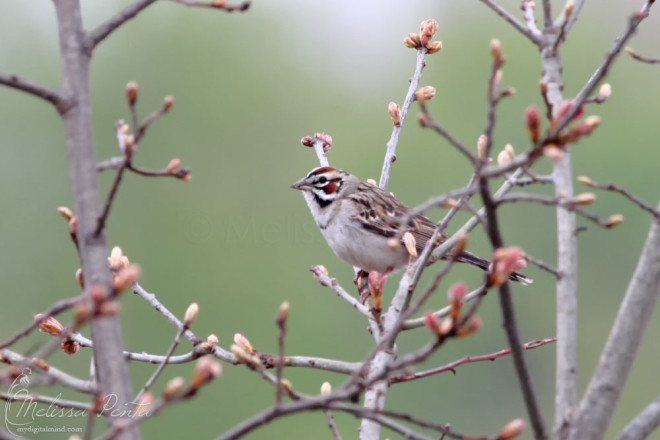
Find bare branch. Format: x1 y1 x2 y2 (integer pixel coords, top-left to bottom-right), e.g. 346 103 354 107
477 42 547 440
309 266 373 320
521 0 543 38
0 73 68 112
86 0 158 51
323 410 343 440
548 0 655 136
418 107 478 164
52 1 137 436
525 252 559 278
0 349 95 393
568 208 660 440
134 316 188 402
132 281 360 375
402 286 484 330
0 392 92 412
554 0 587 37
478 0 542 46
172 0 251 12
391 337 556 383
626 47 660 64
275 302 289 406
578 176 660 218
0 296 81 350
96 152 130 237
617 396 660 440
131 283 207 346
379 47 428 190
540 0 552 29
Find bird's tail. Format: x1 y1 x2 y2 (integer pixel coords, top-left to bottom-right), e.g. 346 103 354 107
456 251 533 285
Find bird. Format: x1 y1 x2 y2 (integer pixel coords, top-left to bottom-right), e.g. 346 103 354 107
291 166 531 284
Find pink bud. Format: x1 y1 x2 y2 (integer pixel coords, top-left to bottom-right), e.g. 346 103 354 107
490 246 527 287
234 333 255 354
500 418 526 439
414 86 436 103
419 19 438 45
388 102 401 126
34 314 64 336
525 105 541 142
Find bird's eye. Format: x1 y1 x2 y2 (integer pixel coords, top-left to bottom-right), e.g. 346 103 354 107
318 176 328 184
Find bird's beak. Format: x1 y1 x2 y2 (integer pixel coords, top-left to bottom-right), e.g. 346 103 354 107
290 177 308 190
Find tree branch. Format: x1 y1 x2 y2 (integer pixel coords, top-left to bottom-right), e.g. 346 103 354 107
0 349 95 393
391 337 556 383
85 0 158 51
478 0 542 46
568 207 660 440
0 73 68 112
379 47 427 190
477 42 547 440
617 396 660 440
53 2 138 438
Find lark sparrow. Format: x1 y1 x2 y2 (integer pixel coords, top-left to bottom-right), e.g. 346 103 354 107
292 166 531 284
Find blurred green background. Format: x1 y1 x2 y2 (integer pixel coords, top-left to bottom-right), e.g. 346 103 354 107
1 0 659 439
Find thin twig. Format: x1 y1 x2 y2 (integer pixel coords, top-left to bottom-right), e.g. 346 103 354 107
525 252 559 278
132 281 360 374
578 177 660 218
419 107 477 164
131 283 204 347
391 337 556 383
497 192 623 228
213 387 470 440
172 0 251 12
85 0 159 50
309 266 373 319
521 0 543 38
323 410 343 440
477 43 548 440
552 5 573 54
478 0 543 46
128 163 190 179
95 153 130 237
275 303 288 406
626 47 660 64
0 349 96 393
439 174 479 231
547 0 655 138
0 296 81 350
134 321 188 402
402 286 484 330
257 353 360 375
0 73 68 112
0 392 93 413
135 101 171 143
554 0 587 36
379 47 428 190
